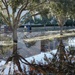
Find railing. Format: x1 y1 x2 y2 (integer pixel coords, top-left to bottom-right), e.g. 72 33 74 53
18 26 75 32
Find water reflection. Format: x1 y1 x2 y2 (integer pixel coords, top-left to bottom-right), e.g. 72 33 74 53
41 40 50 52
40 38 67 52
25 41 36 48
0 45 12 60
22 36 75 57
1 33 75 74
0 36 75 59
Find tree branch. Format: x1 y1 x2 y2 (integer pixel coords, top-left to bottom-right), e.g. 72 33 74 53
15 0 29 25
0 12 11 26
26 1 46 12
32 1 46 9
15 0 47 27
19 12 41 26
1 0 11 26
4 0 11 23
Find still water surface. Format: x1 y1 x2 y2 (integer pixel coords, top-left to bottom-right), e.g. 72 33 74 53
0 36 75 59
22 36 75 57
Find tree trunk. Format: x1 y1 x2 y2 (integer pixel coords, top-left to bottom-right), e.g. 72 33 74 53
58 16 66 35
60 25 63 35
13 29 18 54
0 25 1 32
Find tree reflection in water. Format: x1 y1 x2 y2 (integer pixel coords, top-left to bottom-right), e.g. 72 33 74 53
57 37 65 61
1 37 75 74
24 41 36 48
1 43 31 75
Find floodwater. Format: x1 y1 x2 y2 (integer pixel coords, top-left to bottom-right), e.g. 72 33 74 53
0 32 75 60
24 36 75 52
0 30 75 59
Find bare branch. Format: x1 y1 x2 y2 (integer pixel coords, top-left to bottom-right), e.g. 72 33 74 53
15 0 29 25
5 0 11 21
1 0 11 25
15 0 46 26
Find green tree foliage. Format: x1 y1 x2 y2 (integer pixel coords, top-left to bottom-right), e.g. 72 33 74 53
0 17 3 24
64 18 74 26
0 0 49 26
47 0 75 35
8 0 24 13
34 17 42 24
0 13 4 24
49 0 75 24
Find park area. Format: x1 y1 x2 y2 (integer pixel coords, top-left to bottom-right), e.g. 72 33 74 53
0 0 75 75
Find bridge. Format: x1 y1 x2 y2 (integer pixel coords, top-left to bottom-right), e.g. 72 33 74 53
18 26 75 32
1 24 75 32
